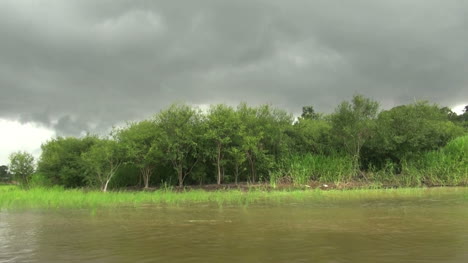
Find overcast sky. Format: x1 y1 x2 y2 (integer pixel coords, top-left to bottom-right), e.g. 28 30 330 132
1 0 467 164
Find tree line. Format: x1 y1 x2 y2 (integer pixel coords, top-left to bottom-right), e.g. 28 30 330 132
5 96 467 191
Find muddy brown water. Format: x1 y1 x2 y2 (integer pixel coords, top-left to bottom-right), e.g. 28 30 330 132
1 193 467 262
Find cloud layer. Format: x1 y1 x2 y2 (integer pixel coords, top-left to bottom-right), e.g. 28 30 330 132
1 0 467 135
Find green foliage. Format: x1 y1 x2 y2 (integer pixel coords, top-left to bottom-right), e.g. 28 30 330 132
115 120 161 188
236 103 293 182
18 99 466 190
452 105 468 130
155 104 206 186
290 118 332 154
206 104 240 184
300 106 321 120
274 154 354 185
236 103 264 182
255 104 294 161
366 101 465 168
37 136 99 187
331 95 379 173
227 147 246 184
108 164 140 189
401 135 467 186
0 165 10 183
2 185 466 210
82 138 126 192
29 173 54 188
8 151 35 187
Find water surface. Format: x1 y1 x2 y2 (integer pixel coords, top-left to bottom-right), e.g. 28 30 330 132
1 190 467 262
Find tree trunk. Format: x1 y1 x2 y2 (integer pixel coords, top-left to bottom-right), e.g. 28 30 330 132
216 143 222 185
144 174 149 189
251 161 256 183
221 166 225 183
247 152 256 183
103 179 110 192
101 162 121 192
178 168 184 187
142 167 152 189
235 165 239 185
137 173 142 188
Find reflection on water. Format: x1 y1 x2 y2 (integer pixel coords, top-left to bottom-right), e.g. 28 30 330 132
1 195 468 263
0 210 40 263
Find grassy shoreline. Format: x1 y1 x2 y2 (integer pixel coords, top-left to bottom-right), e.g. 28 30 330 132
1 184 467 210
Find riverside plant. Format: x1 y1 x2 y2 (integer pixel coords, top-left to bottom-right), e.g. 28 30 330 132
274 135 467 188
273 154 355 186
401 135 468 186
1 185 467 210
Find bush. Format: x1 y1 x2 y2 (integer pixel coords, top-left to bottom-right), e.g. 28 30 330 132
273 154 355 185
29 173 54 188
402 135 468 186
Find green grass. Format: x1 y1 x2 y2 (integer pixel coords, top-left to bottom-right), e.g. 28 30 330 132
2 136 465 210
403 135 467 186
275 135 467 187
272 154 355 185
1 185 467 210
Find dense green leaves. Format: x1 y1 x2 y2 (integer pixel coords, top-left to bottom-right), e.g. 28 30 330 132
37 136 99 187
13 98 466 190
82 139 126 192
0 165 9 182
331 95 379 173
8 151 35 187
206 104 240 184
115 120 161 188
155 104 206 186
290 118 331 154
365 102 465 168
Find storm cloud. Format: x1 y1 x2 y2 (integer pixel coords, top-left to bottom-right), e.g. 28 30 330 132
1 0 467 135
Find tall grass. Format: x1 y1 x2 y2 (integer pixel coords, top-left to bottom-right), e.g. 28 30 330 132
272 154 355 185
1 185 467 210
273 135 467 187
402 135 467 186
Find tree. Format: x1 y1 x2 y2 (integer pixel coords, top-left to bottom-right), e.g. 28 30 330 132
236 103 264 183
82 139 125 192
206 104 240 184
458 105 468 129
116 120 161 188
155 104 205 187
255 104 294 161
290 118 332 154
300 106 320 120
227 147 246 184
440 106 458 121
9 151 35 187
234 104 293 182
37 136 99 187
0 165 10 182
331 95 379 174
366 101 465 168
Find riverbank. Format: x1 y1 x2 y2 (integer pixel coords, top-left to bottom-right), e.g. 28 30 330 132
1 184 467 210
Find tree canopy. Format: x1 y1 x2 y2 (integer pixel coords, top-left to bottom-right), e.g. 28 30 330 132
9 151 35 187
18 97 466 190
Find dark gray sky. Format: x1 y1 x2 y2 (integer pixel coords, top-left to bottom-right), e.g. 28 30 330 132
1 0 467 137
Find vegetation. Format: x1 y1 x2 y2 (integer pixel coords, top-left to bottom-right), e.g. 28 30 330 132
81 139 125 192
331 95 379 174
3 96 467 191
36 136 98 187
401 135 468 186
0 165 10 183
8 151 35 187
1 185 467 210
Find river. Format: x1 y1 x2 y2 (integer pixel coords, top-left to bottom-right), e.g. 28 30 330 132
1 191 467 262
